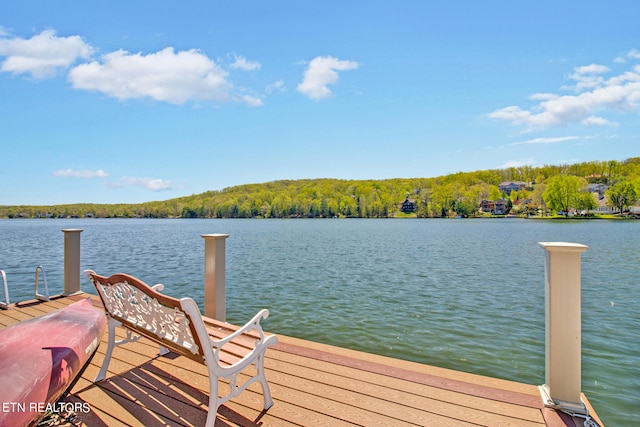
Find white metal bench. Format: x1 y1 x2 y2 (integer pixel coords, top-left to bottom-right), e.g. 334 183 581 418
84 270 278 427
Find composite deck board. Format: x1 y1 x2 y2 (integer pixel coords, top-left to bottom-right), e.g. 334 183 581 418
0 293 603 426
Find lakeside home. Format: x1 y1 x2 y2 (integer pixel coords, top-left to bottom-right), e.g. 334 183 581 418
498 181 527 195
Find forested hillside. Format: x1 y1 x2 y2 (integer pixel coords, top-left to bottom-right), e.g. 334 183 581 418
3 158 639 219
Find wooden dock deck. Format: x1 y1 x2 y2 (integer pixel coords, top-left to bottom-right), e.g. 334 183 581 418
0 294 603 427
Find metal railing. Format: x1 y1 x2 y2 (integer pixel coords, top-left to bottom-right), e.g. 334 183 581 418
34 265 50 302
0 270 9 309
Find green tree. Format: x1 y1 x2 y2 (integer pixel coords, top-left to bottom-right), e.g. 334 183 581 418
606 160 622 185
576 192 597 214
543 175 585 216
606 181 638 214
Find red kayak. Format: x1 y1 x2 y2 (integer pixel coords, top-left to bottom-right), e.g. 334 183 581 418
0 299 106 427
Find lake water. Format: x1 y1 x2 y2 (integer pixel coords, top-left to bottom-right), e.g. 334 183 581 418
1 218 638 425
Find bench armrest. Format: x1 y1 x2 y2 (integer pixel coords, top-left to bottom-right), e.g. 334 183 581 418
207 308 271 348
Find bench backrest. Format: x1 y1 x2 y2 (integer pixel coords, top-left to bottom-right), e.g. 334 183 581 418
86 271 206 364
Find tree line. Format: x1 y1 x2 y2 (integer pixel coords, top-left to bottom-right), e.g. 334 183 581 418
2 158 639 219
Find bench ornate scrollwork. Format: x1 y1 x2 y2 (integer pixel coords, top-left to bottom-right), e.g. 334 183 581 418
84 270 278 427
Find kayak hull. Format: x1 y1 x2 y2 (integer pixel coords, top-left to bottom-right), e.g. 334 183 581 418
0 299 106 426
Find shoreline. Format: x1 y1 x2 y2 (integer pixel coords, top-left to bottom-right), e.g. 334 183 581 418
1 214 639 220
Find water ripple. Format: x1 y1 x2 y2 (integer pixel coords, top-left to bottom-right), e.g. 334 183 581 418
1 218 638 425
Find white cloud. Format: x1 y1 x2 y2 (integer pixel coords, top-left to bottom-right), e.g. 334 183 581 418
565 63 610 92
119 177 182 191
1 28 266 107
68 47 232 104
582 116 614 126
230 54 261 71
627 49 640 60
573 64 610 75
614 49 639 64
266 80 285 93
53 169 109 178
512 136 580 145
489 57 640 130
234 94 263 107
0 29 93 79
529 93 558 101
499 159 535 169
297 55 358 100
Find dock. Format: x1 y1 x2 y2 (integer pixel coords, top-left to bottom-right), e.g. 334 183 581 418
0 294 603 427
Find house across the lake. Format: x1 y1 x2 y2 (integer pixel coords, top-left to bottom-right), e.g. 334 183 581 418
400 197 417 213
480 199 507 215
499 181 526 195
586 183 608 200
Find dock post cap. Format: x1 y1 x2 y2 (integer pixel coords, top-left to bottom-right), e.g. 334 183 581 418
538 242 588 252
201 234 230 239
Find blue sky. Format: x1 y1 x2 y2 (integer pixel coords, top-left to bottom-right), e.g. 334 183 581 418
1 1 639 205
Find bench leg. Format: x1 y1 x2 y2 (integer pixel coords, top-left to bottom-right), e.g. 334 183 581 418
95 317 119 382
205 377 220 427
257 353 274 409
95 317 143 382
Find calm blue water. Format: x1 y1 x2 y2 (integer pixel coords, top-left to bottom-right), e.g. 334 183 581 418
1 218 638 425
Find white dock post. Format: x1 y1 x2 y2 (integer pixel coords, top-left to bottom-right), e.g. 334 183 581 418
202 234 229 321
538 241 589 415
62 229 83 295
